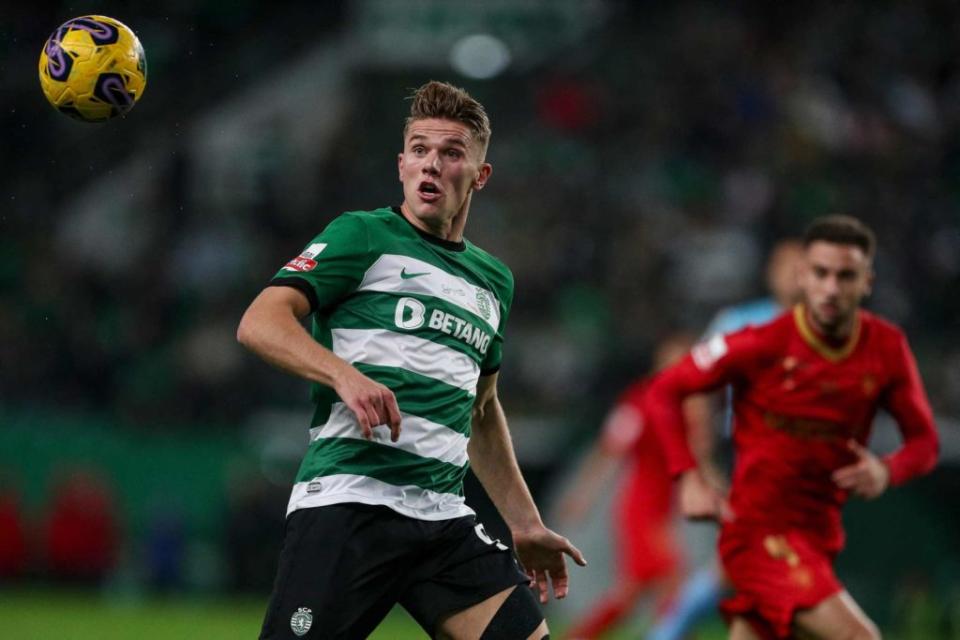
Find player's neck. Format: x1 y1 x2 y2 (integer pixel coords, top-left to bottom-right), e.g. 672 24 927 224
447 200 470 242
399 202 467 242
803 304 857 345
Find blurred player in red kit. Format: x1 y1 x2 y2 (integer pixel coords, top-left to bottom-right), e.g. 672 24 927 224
647 215 939 640
555 333 715 639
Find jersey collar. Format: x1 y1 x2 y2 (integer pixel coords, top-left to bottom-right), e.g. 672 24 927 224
793 304 861 362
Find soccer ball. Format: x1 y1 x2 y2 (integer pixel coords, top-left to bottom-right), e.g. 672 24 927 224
38 15 147 122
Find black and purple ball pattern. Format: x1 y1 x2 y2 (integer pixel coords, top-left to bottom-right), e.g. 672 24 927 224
38 15 146 122
43 17 120 81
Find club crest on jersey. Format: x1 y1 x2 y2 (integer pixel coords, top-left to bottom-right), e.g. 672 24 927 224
282 243 327 272
475 287 493 320
691 333 728 371
290 607 313 636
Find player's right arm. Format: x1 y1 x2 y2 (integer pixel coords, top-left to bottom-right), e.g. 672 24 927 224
237 213 401 440
646 329 765 519
237 286 401 441
237 286 400 441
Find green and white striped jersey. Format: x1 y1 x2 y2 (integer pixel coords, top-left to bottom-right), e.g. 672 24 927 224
270 206 514 521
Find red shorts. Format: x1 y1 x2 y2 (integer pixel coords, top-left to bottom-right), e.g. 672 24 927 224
718 525 842 639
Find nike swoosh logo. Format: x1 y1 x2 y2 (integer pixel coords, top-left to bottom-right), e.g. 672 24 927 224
400 267 431 279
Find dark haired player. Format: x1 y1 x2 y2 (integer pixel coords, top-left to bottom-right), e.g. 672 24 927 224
646 215 939 639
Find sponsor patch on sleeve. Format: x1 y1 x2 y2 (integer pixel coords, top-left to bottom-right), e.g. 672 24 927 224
301 243 327 259
282 257 318 272
691 333 728 371
281 243 327 272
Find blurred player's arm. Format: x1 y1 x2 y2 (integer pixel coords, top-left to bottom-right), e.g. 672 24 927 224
832 333 938 498
646 332 761 520
469 372 586 603
236 286 401 440
553 403 640 528
882 332 940 484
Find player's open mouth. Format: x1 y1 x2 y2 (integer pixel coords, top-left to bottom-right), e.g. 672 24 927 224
418 181 442 201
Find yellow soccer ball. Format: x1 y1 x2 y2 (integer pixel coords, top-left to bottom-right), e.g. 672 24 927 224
38 15 147 122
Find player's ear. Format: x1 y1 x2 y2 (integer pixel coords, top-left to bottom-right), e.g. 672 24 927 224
474 163 492 191
398 153 405 182
864 266 875 297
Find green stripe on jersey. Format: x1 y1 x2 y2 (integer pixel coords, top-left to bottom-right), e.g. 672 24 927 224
355 364 474 434
309 364 473 436
297 437 467 496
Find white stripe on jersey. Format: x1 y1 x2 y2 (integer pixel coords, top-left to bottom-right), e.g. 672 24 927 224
332 328 480 395
287 474 475 520
358 254 501 332
310 402 469 467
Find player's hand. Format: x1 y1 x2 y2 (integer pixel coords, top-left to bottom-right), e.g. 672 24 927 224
332 363 402 442
678 468 732 522
832 440 889 499
512 525 587 604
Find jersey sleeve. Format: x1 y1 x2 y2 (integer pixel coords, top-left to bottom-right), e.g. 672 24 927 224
881 332 939 486
646 327 767 476
269 213 371 314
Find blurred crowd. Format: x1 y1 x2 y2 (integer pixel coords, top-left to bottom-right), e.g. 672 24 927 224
2 2 958 432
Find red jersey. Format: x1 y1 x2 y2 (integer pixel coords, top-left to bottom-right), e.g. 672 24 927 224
601 380 673 520
648 305 939 552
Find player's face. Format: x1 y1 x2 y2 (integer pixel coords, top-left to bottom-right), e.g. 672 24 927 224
800 241 874 335
398 118 491 236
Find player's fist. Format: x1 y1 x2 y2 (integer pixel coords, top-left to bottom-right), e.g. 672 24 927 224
332 364 402 442
832 440 890 499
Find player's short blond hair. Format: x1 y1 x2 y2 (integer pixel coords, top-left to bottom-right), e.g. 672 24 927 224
404 81 491 156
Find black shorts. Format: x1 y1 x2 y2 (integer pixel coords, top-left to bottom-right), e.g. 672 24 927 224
259 503 533 639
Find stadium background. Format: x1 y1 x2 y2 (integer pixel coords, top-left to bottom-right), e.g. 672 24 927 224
2 1 958 637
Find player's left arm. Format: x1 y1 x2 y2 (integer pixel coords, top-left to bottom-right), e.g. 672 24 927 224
879 333 940 485
468 372 587 604
833 332 939 498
